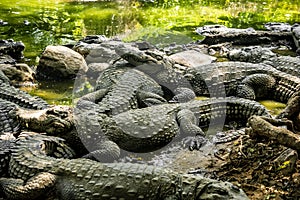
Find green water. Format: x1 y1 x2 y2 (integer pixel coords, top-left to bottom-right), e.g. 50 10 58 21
0 0 299 105
0 0 299 60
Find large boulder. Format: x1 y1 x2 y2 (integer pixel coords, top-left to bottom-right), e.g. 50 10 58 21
36 45 88 80
169 50 216 68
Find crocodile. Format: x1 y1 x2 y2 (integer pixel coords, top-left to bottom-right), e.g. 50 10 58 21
115 45 196 103
292 23 300 54
0 133 16 177
264 22 292 32
184 61 300 103
195 24 294 47
228 46 300 77
77 61 167 116
74 96 271 161
0 71 49 134
0 39 25 60
0 70 48 110
0 133 249 200
0 81 49 110
0 99 20 134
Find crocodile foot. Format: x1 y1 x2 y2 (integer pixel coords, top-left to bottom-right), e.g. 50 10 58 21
182 135 208 151
169 87 196 103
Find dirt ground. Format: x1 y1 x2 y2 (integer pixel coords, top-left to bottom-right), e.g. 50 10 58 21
121 131 300 200
167 135 300 200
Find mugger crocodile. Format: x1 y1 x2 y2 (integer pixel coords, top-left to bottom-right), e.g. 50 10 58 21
74 96 271 160
79 61 167 116
228 46 300 77
0 69 48 110
0 133 249 200
0 99 20 134
184 61 300 103
0 133 16 177
115 45 196 103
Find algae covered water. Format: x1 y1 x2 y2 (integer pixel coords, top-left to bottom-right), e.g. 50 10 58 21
0 0 299 59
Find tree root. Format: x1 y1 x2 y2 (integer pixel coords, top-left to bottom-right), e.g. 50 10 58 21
246 116 300 154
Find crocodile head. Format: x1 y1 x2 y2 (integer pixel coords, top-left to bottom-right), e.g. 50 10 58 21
181 172 249 199
196 181 249 200
228 46 276 63
16 105 74 135
115 45 174 74
115 45 158 66
17 132 75 159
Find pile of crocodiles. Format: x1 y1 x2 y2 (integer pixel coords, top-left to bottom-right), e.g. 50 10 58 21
1 23 300 199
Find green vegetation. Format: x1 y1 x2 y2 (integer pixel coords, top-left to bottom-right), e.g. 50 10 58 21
0 0 299 58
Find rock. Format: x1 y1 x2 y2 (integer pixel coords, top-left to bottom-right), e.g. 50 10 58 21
0 63 35 85
273 148 298 175
86 62 110 79
169 50 216 68
37 45 88 80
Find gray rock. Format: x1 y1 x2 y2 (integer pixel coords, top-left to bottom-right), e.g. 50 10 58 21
169 50 216 68
37 45 88 80
86 62 110 78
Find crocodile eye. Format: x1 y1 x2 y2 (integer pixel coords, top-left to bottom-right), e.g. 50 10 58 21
154 55 163 60
231 184 241 192
40 143 45 151
39 143 47 154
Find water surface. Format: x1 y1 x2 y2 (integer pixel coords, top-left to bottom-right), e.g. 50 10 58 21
1 0 299 60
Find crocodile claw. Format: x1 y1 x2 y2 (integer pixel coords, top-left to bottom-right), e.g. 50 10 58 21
169 87 196 103
182 135 208 151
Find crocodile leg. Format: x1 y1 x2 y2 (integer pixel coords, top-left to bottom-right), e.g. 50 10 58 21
169 87 196 103
237 73 276 100
76 88 109 105
136 90 167 106
0 172 56 200
75 110 121 162
177 109 208 150
82 139 121 162
75 89 110 115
